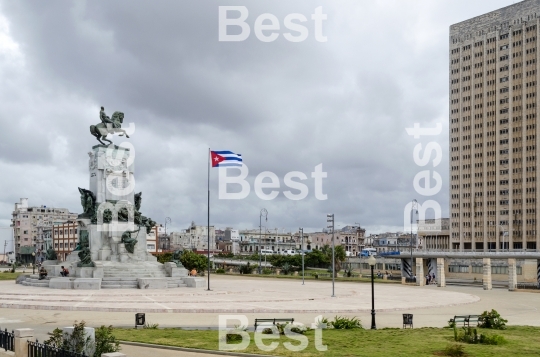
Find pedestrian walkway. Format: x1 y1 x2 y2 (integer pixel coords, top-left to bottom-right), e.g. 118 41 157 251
0 275 478 313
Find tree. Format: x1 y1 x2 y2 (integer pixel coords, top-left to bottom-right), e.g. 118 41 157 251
334 245 347 273
180 250 208 272
304 249 330 268
318 244 347 275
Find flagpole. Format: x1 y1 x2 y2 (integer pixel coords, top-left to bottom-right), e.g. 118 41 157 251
207 148 211 291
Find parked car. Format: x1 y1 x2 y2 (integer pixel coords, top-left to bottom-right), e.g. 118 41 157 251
260 249 275 256
359 248 377 257
281 249 298 256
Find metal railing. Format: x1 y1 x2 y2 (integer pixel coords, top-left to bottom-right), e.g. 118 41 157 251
0 328 14 351
516 283 540 290
28 340 87 357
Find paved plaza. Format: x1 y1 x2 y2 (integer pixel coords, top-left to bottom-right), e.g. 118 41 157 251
0 275 479 313
0 275 538 355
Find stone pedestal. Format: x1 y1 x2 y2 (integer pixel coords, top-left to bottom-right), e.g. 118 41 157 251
14 328 33 357
164 262 188 277
93 262 104 278
75 267 94 278
437 258 446 287
183 277 205 288
483 258 492 290
73 278 101 290
42 260 59 266
508 258 517 291
416 258 424 286
49 278 73 289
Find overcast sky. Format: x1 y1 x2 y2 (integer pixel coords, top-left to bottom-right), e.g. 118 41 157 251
0 0 520 249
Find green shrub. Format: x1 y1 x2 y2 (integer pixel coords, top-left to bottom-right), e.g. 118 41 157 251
152 252 172 264
453 326 506 345
216 268 226 274
45 321 120 357
226 326 247 343
94 325 121 357
281 263 292 275
331 316 363 329
478 309 507 330
239 263 256 274
143 322 159 329
440 343 466 357
274 323 307 335
262 268 272 275
217 252 234 258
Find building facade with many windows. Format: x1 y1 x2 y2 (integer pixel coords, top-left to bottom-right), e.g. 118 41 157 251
450 0 540 252
11 198 78 263
52 221 78 261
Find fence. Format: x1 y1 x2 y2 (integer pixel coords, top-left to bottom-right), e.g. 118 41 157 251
28 339 88 357
0 328 14 352
516 283 540 290
0 328 128 357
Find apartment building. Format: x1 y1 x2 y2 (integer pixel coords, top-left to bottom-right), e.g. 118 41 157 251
11 198 78 262
450 0 540 252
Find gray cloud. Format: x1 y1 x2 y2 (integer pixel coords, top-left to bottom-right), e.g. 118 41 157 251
0 0 517 239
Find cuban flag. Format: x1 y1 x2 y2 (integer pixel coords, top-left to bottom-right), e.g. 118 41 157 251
211 150 242 167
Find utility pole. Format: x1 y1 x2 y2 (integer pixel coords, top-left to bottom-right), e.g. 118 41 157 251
259 209 268 274
299 228 304 285
410 199 418 278
327 214 335 297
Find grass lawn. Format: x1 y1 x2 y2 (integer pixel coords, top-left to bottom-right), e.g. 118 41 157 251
0 272 22 280
113 326 540 357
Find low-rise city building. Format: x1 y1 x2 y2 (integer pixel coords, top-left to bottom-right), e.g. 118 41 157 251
52 221 78 261
170 221 216 251
417 218 450 251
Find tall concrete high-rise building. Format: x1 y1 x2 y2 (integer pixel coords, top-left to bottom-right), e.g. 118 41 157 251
450 0 540 252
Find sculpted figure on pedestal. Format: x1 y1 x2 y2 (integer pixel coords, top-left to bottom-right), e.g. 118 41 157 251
121 226 142 254
78 187 96 219
89 106 130 145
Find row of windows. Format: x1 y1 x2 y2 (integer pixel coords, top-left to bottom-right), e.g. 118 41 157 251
53 242 75 249
449 266 523 275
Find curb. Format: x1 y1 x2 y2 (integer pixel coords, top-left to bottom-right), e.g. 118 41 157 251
120 341 276 357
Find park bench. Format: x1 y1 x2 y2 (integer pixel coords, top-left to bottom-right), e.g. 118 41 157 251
254 318 294 332
466 315 480 327
450 315 479 327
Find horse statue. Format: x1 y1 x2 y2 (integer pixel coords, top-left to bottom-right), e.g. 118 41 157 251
90 107 130 145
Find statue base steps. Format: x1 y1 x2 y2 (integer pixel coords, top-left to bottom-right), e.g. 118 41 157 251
20 261 198 289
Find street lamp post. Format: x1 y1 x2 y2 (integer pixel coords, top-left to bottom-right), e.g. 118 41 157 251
299 227 304 285
164 217 171 251
327 214 335 297
368 254 377 329
259 209 268 274
31 252 35 274
410 199 418 278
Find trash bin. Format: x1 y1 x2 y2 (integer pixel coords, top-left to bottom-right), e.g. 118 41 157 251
403 314 413 329
135 313 145 328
